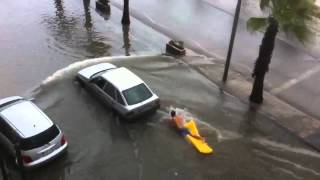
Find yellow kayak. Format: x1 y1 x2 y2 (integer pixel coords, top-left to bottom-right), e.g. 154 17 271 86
184 120 213 154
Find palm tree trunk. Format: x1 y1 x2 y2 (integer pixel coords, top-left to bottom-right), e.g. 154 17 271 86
249 17 278 104
83 0 92 30
121 0 130 25
122 25 131 56
250 72 265 103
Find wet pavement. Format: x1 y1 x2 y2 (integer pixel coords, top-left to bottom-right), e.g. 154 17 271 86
0 0 169 97
20 56 320 179
111 0 320 121
1 0 320 179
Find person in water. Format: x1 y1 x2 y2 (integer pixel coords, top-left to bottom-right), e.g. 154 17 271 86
170 110 204 140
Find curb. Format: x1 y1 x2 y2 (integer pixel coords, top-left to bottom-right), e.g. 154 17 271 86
181 55 320 152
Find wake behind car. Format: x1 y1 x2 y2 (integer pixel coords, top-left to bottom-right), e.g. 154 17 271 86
76 63 160 119
0 96 67 168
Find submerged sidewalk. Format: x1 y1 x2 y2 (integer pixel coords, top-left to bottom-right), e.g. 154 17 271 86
180 55 320 151
111 0 320 122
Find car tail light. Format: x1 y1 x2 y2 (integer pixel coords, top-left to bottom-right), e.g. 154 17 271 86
22 155 33 163
60 135 66 145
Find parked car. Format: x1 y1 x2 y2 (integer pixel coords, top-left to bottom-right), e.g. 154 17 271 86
76 63 160 119
0 96 67 168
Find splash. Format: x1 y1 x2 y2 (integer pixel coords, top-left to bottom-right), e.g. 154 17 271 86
40 55 158 86
167 106 242 142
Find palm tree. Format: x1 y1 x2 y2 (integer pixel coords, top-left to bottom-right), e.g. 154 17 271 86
121 0 130 25
248 0 315 104
122 25 131 56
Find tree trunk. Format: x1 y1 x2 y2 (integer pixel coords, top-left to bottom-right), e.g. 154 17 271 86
249 73 265 103
121 0 130 25
249 17 278 104
122 25 131 56
83 0 92 30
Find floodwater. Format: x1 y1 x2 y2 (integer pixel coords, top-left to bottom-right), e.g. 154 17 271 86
110 0 320 121
0 0 169 97
1 0 320 179
25 56 320 179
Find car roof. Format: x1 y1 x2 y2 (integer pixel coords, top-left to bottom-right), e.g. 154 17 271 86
0 100 53 138
0 96 23 108
78 63 117 79
101 67 144 91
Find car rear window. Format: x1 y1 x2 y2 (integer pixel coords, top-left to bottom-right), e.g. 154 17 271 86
20 125 59 150
122 84 153 105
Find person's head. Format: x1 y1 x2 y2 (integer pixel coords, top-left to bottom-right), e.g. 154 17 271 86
170 110 176 117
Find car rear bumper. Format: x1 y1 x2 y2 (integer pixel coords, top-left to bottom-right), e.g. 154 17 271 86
24 142 68 168
124 100 160 120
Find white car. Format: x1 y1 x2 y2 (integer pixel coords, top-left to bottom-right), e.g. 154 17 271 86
76 63 160 119
0 96 67 168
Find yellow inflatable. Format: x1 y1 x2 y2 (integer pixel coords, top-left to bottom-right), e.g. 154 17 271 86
184 120 213 154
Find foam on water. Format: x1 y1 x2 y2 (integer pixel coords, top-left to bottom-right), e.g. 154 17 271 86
254 149 320 176
167 106 242 142
273 167 303 180
253 137 320 159
40 55 157 86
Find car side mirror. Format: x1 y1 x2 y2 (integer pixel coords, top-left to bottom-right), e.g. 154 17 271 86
89 78 96 83
90 76 101 83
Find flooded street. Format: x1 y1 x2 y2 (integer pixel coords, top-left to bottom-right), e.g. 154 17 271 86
1 0 320 179
26 56 320 179
111 0 320 121
0 0 168 97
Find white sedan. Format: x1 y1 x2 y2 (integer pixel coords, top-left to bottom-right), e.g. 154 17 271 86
0 96 67 168
76 63 160 120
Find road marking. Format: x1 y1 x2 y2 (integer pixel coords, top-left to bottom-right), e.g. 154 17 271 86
270 65 320 94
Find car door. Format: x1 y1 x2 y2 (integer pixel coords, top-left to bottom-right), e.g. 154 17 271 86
0 118 16 156
102 82 117 106
113 89 127 114
90 77 110 105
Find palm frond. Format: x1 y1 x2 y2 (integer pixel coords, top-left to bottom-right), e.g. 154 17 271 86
256 0 315 42
291 24 311 43
247 17 269 32
260 0 271 10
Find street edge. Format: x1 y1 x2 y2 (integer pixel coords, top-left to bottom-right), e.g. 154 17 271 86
181 55 320 152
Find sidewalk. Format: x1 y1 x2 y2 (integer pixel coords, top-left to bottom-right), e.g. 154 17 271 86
180 55 320 151
107 0 320 151
203 0 320 58
111 0 320 123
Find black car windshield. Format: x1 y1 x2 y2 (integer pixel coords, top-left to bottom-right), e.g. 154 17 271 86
122 84 153 105
20 125 59 150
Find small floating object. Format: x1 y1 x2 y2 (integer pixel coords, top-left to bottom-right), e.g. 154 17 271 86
166 40 186 56
184 119 213 154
